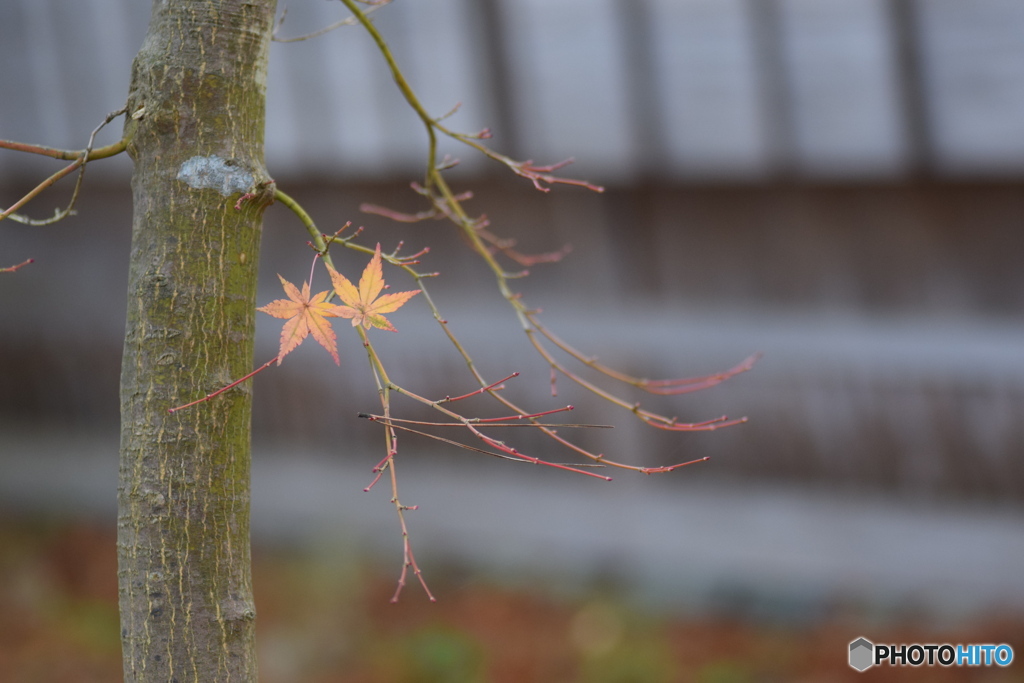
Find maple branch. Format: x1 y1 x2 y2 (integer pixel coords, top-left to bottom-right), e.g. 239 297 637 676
528 318 761 396
167 356 279 413
0 258 34 273
360 413 611 430
0 136 128 161
336 1 756 462
272 0 392 42
355 329 613 479
274 189 346 277
435 372 518 403
397 171 749 439
245 6 756 601
354 325 435 602
339 0 602 194
360 417 526 462
309 236 683 474
1 106 128 225
1 158 85 224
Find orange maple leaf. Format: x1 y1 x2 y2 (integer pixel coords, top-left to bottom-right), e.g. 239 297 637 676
327 243 420 332
257 275 340 365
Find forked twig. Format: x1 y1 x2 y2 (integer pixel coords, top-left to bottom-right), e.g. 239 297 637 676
339 0 756 448
1 106 128 225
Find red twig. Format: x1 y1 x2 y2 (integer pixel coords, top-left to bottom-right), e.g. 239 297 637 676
0 258 34 273
167 356 278 413
472 405 574 423
361 414 609 430
638 457 710 474
435 372 518 403
389 516 434 602
512 158 606 193
529 312 760 396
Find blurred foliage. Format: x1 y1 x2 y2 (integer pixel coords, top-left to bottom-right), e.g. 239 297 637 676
1 515 1022 682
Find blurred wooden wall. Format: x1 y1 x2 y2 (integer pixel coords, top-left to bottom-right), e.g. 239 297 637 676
2 0 1024 181
3 0 1024 502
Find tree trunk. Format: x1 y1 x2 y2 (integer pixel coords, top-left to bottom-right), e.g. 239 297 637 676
118 1 276 680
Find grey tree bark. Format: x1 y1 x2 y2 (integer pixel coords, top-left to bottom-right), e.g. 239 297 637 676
118 1 277 680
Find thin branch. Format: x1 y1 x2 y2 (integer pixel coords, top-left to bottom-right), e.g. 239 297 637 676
362 419 526 462
0 136 127 162
167 357 278 413
359 413 612 429
338 0 754 452
353 324 435 602
272 0 392 43
529 317 760 395
275 10 752 477
1 159 84 223
338 0 601 194
357 328 614 479
435 372 518 403
1 107 128 225
0 258 34 273
274 189 347 281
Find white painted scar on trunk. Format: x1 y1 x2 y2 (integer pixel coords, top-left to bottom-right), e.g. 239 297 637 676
177 155 254 196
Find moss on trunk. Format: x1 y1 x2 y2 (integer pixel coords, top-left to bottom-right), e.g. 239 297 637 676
118 1 276 680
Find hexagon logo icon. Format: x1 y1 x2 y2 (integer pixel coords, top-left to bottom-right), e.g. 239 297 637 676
849 637 874 671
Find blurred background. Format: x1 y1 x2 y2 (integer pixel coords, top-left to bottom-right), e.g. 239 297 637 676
2 0 1024 680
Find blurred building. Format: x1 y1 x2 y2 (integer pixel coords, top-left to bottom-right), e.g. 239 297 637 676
2 0 1024 614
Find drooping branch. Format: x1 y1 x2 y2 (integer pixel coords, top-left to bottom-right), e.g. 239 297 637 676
336 0 755 450
338 0 602 195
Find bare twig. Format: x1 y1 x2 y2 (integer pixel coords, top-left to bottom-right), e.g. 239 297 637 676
167 357 279 413
336 0 755 444
0 258 34 273
1 106 128 225
273 0 392 42
338 0 602 195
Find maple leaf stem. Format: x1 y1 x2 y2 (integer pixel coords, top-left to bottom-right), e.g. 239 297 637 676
307 252 319 289
167 356 278 413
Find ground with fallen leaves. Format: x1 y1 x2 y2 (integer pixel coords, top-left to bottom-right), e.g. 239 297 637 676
0 516 1021 682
